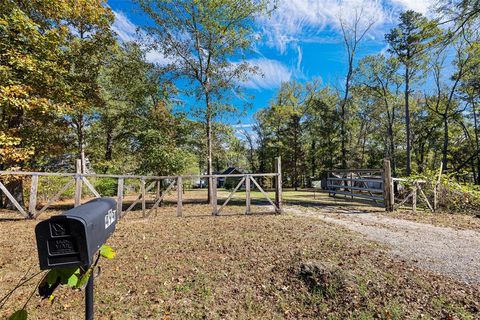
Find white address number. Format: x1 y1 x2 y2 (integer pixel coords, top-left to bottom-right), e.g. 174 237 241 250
104 209 117 229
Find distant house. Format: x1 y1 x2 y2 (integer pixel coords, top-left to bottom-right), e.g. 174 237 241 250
217 167 244 188
41 154 94 173
192 167 244 188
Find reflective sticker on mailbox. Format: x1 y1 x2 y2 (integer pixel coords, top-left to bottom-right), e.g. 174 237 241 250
105 209 116 229
50 221 68 237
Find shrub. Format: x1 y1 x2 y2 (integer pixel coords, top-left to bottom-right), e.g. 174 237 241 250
37 176 75 202
93 178 118 197
403 170 480 215
437 176 480 214
224 177 243 190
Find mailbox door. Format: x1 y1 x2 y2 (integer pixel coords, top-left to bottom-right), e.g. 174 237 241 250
36 216 90 270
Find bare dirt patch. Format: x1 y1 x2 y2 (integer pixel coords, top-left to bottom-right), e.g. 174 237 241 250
1 204 479 319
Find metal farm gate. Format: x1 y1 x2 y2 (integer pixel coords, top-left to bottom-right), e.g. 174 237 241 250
327 160 394 211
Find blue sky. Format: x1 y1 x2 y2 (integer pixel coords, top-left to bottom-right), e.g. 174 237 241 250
107 0 436 128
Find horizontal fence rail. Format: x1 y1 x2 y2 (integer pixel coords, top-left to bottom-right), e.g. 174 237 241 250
0 158 283 219
0 171 279 179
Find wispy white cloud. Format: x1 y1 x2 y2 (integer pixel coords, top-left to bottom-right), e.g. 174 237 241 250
145 50 173 66
240 58 293 90
258 0 439 57
295 44 303 71
112 10 293 85
259 0 387 54
111 10 172 66
389 0 436 15
232 123 254 129
111 11 137 42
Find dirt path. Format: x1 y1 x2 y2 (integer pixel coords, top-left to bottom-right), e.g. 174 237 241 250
287 206 480 285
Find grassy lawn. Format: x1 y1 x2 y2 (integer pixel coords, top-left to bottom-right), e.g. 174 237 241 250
1 203 479 319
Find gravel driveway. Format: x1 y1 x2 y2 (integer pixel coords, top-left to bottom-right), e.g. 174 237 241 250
288 206 480 284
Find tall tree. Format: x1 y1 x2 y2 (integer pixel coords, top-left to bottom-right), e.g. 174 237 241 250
338 5 376 168
136 0 269 201
385 10 442 175
439 0 480 36
0 0 72 207
63 0 114 173
239 129 257 172
425 39 472 170
355 55 402 176
255 80 325 188
459 39 480 183
92 42 175 173
303 88 340 178
135 103 195 176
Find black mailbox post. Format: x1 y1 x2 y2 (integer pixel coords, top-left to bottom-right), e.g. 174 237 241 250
35 198 118 320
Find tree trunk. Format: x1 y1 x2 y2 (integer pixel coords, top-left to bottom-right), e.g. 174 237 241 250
311 139 316 182
105 130 113 162
1 111 25 209
477 156 480 185
293 115 300 191
75 114 86 173
247 137 255 172
405 65 411 176
206 92 213 203
470 157 477 185
442 115 449 171
388 121 397 176
249 150 255 172
340 77 351 168
473 100 480 185
418 142 425 173
5 179 24 210
340 102 347 168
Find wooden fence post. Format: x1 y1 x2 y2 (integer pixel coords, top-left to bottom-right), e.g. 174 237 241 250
156 180 161 212
141 178 146 218
74 159 82 207
211 177 217 215
383 159 394 212
28 174 38 218
156 180 161 199
177 176 183 217
245 175 251 215
275 157 283 214
117 178 124 218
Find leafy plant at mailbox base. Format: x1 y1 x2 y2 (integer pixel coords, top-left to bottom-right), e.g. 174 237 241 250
3 245 116 320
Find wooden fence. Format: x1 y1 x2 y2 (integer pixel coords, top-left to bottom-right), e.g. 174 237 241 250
0 158 283 219
390 163 444 213
327 160 394 211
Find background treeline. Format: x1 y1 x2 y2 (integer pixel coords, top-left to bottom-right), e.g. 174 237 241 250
1 0 480 200
254 6 480 189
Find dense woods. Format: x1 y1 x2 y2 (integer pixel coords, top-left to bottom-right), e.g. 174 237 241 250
1 0 480 200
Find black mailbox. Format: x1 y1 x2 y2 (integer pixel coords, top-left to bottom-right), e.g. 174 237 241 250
35 198 117 270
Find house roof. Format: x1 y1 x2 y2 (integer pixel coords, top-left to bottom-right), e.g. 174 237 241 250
221 167 243 175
